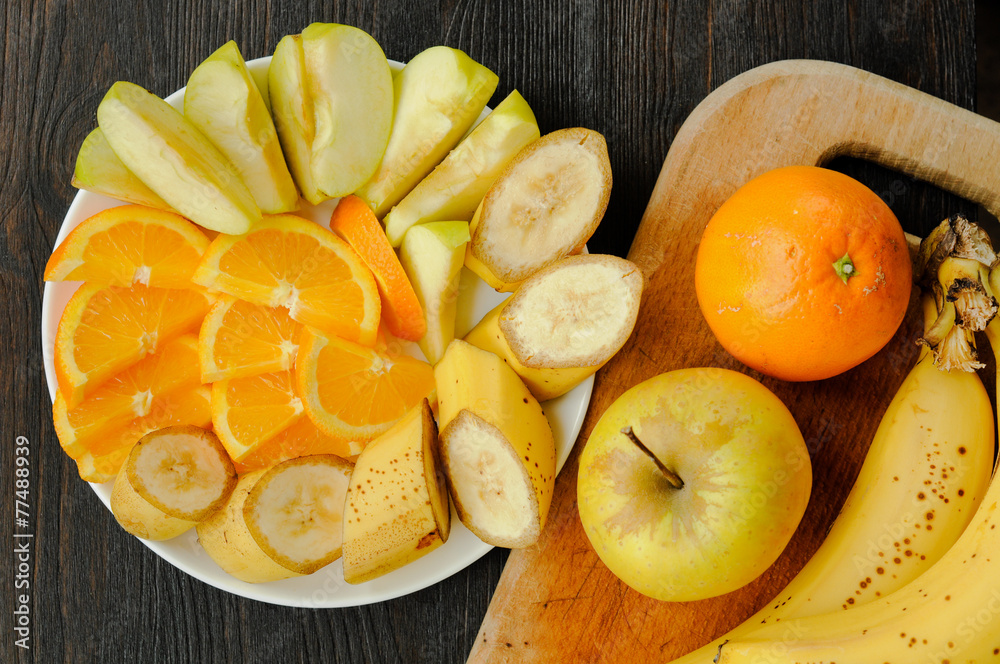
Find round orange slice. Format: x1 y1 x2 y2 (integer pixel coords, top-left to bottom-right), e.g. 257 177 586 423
191 214 380 346
55 283 213 407
44 205 210 288
211 370 304 462
296 326 436 442
329 195 425 341
198 295 301 383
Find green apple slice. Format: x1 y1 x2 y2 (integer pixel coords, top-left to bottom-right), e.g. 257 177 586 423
354 46 499 218
399 221 471 364
184 40 299 214
72 128 173 209
301 23 393 199
383 91 539 247
269 35 326 205
97 81 261 234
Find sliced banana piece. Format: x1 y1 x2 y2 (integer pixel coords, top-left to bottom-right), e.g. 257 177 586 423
342 399 450 584
435 340 556 548
465 254 643 400
111 425 236 541
466 127 611 291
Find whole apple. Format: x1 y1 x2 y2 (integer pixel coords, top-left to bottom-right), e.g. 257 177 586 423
577 367 811 602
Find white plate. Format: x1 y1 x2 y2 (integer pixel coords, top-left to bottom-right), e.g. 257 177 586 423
40 57 593 607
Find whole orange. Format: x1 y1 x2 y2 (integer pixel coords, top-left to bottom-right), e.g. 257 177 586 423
694 165 912 382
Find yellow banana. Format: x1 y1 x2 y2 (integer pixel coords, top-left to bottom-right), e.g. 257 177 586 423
671 295 994 663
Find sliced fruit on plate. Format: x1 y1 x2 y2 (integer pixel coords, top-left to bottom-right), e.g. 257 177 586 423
211 369 304 462
465 254 643 400
244 455 354 574
43 204 210 288
354 45 499 217
72 384 213 483
329 195 425 341
54 334 201 458
233 413 358 474
383 90 540 247
184 40 299 214
71 128 173 209
111 425 237 541
434 340 556 548
301 22 394 198
342 399 450 584
97 80 262 234
269 34 324 205
197 467 302 583
198 295 301 382
191 213 381 346
398 221 470 364
465 127 612 291
297 326 436 443
54 283 213 407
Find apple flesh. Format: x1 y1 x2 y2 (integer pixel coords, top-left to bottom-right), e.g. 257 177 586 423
577 368 811 601
184 40 299 214
398 221 471 364
301 22 394 199
354 46 499 218
72 128 173 209
97 81 261 234
383 90 539 247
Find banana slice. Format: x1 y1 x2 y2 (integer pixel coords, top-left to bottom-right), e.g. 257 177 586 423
111 425 236 541
342 399 450 584
466 127 611 291
435 340 556 548
465 254 643 400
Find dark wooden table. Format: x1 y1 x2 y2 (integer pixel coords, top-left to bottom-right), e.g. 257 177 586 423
2 1 979 662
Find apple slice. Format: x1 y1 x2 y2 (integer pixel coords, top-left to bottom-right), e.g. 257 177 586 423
72 128 173 209
354 46 499 218
110 425 236 541
301 23 394 199
465 127 612 291
465 254 642 400
434 340 556 548
383 90 539 247
97 81 261 235
399 221 470 364
342 399 450 584
269 34 325 205
184 40 299 214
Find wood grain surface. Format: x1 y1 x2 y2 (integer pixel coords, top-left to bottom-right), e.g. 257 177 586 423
0 1 979 663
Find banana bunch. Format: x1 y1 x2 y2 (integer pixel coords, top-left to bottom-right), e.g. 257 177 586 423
694 216 1000 664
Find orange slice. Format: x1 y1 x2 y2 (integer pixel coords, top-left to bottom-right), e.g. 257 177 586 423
44 205 210 288
329 195 425 341
198 295 301 382
233 415 361 474
72 384 212 482
54 334 201 459
55 283 213 407
297 326 436 442
191 214 380 346
211 370 304 461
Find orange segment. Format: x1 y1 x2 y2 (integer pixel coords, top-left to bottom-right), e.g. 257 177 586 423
198 295 301 382
329 195 425 341
191 214 380 345
55 283 213 407
71 384 212 482
233 415 361 474
44 205 210 288
54 334 201 459
211 370 304 461
297 326 436 442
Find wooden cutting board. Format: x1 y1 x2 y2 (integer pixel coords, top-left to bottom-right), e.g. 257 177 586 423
467 59 1000 663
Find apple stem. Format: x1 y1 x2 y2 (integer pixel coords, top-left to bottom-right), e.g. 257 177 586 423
620 426 684 489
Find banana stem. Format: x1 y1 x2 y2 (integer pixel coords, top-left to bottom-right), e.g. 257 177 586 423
620 426 684 489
